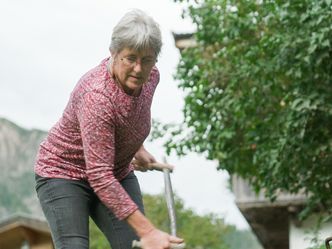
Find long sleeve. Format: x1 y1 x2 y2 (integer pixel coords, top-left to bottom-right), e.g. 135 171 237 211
34 58 159 219
77 91 138 219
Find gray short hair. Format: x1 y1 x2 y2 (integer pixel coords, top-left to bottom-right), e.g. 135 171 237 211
110 9 162 57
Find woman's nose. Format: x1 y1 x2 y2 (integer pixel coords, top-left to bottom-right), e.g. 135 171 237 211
133 62 143 72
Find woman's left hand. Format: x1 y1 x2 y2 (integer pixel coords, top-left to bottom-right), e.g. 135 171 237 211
132 145 156 172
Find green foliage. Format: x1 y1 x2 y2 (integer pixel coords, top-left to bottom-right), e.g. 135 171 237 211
157 0 332 219
89 218 110 249
307 243 326 249
224 229 262 249
144 193 230 249
143 193 261 249
89 193 262 249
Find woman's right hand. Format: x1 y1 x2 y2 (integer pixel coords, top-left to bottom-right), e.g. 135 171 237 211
140 228 184 249
127 210 184 249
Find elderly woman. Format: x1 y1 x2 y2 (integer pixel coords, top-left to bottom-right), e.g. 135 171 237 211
34 9 183 249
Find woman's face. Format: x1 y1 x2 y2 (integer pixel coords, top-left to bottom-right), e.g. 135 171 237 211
112 47 156 96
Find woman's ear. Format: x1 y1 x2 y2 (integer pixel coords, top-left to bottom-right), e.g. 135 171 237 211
110 49 118 59
109 57 115 78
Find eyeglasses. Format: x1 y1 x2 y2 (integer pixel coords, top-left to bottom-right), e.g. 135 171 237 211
120 56 157 69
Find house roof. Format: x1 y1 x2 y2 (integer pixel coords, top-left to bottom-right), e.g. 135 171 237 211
0 213 50 234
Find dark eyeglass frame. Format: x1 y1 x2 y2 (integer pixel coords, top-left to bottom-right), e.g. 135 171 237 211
120 56 157 68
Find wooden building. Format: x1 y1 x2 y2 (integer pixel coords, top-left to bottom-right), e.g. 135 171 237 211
0 214 53 249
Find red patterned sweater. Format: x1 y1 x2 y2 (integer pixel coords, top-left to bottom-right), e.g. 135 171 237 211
35 57 159 220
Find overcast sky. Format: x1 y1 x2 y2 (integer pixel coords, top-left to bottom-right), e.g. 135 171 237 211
0 0 248 229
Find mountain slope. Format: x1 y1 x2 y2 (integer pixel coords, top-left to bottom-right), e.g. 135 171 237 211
0 117 47 217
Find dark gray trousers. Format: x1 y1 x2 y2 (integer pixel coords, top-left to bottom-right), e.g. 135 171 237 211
35 171 144 249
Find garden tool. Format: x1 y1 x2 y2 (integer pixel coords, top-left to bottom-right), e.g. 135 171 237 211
132 160 185 249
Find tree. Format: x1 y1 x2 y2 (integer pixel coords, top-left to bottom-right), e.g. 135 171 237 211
153 0 332 219
143 193 231 249
90 193 262 249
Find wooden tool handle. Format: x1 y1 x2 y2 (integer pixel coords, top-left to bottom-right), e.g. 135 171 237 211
148 162 174 172
132 240 185 249
132 160 174 172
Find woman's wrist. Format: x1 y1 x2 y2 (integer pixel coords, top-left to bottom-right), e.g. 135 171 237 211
135 145 145 156
126 210 155 238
